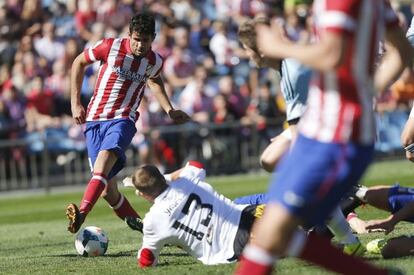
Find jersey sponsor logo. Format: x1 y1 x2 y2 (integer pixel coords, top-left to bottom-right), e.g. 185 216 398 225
113 65 148 82
145 64 153 75
164 200 181 216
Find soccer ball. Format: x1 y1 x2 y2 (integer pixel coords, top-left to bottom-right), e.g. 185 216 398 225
75 226 109 257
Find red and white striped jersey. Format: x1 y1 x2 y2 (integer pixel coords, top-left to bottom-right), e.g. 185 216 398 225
299 0 399 144
84 37 163 122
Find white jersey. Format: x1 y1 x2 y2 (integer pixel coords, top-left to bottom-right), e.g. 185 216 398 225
138 165 246 265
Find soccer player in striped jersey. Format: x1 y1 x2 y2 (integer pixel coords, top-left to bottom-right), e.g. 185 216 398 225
66 12 190 234
238 17 364 257
349 15 414 260
236 1 413 275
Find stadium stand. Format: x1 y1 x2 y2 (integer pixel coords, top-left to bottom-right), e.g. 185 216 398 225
0 0 412 191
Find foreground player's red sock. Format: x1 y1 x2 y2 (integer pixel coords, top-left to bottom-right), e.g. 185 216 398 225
111 193 140 219
187 160 204 168
235 244 275 275
299 233 388 275
79 173 107 215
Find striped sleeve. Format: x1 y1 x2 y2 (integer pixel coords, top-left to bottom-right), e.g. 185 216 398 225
318 0 357 33
84 38 114 63
384 0 399 28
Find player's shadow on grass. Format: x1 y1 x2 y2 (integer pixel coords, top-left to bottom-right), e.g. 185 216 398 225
52 250 136 258
2 241 72 253
105 250 136 257
160 252 189 257
50 254 80 258
156 252 197 267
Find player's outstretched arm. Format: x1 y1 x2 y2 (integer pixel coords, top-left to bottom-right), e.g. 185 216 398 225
366 201 414 234
374 26 413 93
255 23 346 71
137 217 163 268
70 52 90 125
164 161 205 181
147 76 190 124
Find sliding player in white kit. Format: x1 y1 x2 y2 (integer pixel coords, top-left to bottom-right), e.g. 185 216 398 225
127 161 263 267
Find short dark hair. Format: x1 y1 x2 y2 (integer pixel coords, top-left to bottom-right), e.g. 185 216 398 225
129 12 156 35
238 17 270 52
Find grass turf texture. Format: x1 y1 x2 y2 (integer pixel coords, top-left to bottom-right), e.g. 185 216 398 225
0 159 413 274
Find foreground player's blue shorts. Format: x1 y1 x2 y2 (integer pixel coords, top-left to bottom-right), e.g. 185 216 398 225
388 184 414 222
85 118 136 179
234 193 268 205
267 134 374 228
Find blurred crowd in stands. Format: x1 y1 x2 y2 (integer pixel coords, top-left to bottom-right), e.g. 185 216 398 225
0 0 413 172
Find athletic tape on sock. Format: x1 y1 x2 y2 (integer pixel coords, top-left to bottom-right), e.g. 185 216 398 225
243 244 277 265
111 193 125 210
92 174 108 185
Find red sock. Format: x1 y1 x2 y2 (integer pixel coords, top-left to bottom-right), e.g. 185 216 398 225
187 160 204 168
235 245 274 275
235 256 273 275
111 193 140 219
79 173 107 215
299 233 388 275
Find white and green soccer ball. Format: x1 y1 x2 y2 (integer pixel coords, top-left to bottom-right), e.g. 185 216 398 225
75 226 109 257
366 238 386 254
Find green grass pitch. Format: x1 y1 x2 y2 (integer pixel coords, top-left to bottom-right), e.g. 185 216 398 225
0 160 413 274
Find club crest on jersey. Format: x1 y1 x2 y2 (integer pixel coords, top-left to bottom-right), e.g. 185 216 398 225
113 66 148 82
146 64 153 74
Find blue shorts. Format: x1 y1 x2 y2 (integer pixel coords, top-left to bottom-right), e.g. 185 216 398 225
234 193 268 205
84 118 136 179
267 134 374 228
388 184 414 222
